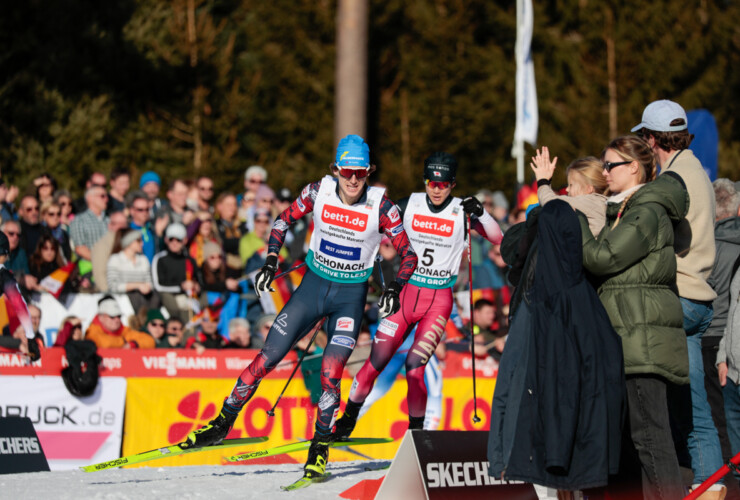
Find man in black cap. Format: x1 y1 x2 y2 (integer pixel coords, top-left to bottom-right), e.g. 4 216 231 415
0 231 40 360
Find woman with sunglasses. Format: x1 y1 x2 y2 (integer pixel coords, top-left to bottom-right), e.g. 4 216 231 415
28 234 66 287
333 151 503 438
530 147 608 237
185 134 417 483
580 135 690 499
41 200 72 261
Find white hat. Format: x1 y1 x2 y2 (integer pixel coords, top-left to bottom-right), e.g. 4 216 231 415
120 229 142 249
631 100 688 133
165 222 187 241
98 297 122 317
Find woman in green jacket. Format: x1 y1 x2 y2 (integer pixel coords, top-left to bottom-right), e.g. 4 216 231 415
580 135 689 500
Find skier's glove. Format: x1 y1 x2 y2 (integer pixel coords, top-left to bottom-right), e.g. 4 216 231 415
27 338 41 362
378 281 402 318
461 196 484 217
254 255 278 298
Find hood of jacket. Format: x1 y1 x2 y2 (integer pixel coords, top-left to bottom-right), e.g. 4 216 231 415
533 199 583 298
715 216 740 245
623 171 689 224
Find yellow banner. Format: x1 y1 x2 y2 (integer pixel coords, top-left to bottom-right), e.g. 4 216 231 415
123 377 496 467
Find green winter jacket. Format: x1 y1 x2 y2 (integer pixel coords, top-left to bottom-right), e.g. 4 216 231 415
580 172 690 385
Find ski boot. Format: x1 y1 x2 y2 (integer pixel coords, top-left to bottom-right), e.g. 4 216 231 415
303 436 330 479
333 400 362 440
184 409 238 448
408 415 425 431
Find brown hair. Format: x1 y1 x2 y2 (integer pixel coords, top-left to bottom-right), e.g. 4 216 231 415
29 234 65 270
639 119 694 151
601 135 657 184
565 156 608 195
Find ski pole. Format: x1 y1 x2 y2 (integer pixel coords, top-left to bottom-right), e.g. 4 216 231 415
266 317 326 417
238 261 307 283
684 451 740 499
466 214 482 423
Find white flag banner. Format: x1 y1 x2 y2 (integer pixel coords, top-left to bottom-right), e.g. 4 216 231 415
514 0 538 146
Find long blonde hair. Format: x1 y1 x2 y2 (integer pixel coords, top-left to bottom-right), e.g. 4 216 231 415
566 156 608 195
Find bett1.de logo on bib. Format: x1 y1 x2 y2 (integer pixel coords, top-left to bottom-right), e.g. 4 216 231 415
321 205 368 231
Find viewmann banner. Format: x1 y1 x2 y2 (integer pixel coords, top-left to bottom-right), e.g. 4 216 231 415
122 377 495 467
0 376 126 470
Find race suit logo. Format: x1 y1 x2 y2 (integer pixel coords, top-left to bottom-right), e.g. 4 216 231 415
321 205 368 231
412 214 454 237
330 335 356 349
387 205 401 223
377 318 399 336
320 239 361 261
335 317 355 332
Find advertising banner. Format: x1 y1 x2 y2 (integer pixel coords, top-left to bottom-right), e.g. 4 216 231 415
0 376 126 470
122 377 496 467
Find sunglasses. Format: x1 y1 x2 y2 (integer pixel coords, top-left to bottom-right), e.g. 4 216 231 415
150 321 165 327
199 186 214 191
46 211 61 217
254 218 271 224
336 167 369 179
59 201 71 207
168 237 183 243
603 160 632 172
24 206 39 212
425 180 452 190
247 178 264 185
5 231 19 237
131 206 149 212
42 245 56 251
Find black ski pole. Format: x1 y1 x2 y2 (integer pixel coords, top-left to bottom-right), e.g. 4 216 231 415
266 317 325 417
466 214 482 423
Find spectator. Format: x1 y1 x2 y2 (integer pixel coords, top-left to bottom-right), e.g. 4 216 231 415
53 316 84 347
158 317 186 348
491 190 510 231
705 178 740 493
478 243 508 290
201 242 240 294
0 179 18 223
195 176 215 213
580 135 689 499
225 318 251 348
252 313 276 350
73 171 107 215
214 192 248 274
633 100 724 495
127 190 158 263
41 200 72 261
53 189 74 228
28 234 65 287
531 149 608 237
142 309 166 343
158 179 193 226
152 222 202 322
186 313 227 350
70 185 109 261
245 184 276 232
18 195 43 257
243 165 268 198
33 173 57 206
2 220 33 291
85 295 155 349
237 190 256 224
28 304 45 347
107 229 159 314
718 262 740 482
470 298 505 358
274 187 310 262
107 167 130 215
239 208 287 272
188 211 221 267
90 211 128 292
139 171 165 218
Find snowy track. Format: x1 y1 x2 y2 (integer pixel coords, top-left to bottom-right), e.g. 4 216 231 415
0 460 391 499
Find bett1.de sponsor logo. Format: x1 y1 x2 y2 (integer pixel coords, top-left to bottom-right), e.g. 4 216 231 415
412 214 454 236
321 205 368 231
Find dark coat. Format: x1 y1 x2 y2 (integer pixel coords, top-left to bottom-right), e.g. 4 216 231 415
488 199 625 490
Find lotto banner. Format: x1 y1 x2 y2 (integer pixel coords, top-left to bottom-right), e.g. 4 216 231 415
0 376 126 470
122 377 496 467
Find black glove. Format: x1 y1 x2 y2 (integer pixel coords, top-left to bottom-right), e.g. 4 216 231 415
27 338 41 362
377 281 402 318
254 254 278 298
461 196 484 217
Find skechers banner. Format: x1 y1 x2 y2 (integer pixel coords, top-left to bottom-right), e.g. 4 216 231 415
0 417 50 474
412 214 454 236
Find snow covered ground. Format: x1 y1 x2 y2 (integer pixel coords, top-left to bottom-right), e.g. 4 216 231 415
0 460 391 499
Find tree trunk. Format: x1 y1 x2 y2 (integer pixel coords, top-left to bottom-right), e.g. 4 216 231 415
334 0 368 145
605 5 617 140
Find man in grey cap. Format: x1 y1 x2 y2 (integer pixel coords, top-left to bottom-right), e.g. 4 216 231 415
152 223 202 322
633 99 723 495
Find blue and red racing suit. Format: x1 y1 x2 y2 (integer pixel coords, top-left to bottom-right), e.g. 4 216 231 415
224 177 417 439
347 193 502 420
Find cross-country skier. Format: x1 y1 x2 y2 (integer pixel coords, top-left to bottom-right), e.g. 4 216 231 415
185 134 417 482
333 152 503 437
0 231 40 361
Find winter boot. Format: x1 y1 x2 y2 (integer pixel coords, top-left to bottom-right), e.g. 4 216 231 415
184 408 238 448
333 400 362 440
408 415 425 430
303 436 330 479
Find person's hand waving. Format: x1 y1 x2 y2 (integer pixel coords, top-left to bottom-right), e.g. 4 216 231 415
530 146 558 182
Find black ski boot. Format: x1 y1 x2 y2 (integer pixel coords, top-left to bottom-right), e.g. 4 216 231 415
303 436 330 479
333 400 362 440
184 409 238 448
408 415 425 431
